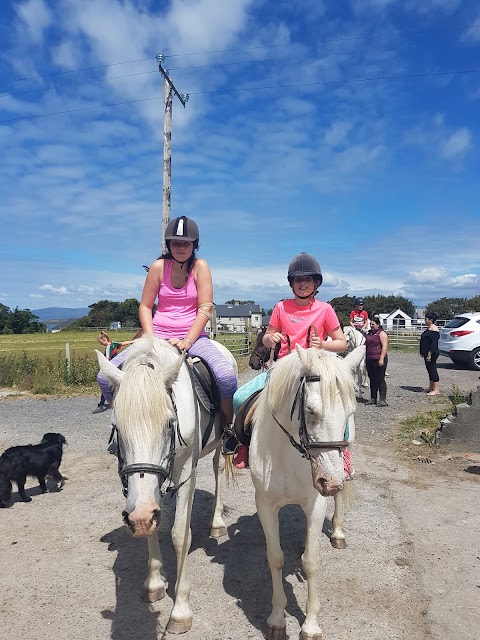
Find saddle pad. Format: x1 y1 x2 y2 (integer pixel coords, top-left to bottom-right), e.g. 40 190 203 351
187 357 220 413
233 388 263 446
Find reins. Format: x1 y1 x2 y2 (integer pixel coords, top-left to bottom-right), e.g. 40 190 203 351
114 349 201 499
267 325 349 459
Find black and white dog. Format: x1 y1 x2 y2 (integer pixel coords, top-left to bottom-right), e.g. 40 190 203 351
0 433 67 508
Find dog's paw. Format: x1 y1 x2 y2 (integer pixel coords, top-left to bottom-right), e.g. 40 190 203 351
55 479 65 491
22 496 32 502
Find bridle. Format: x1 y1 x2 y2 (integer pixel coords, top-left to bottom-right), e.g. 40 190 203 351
113 352 200 504
268 325 349 459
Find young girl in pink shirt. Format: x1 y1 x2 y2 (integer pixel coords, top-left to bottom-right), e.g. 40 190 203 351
233 253 349 469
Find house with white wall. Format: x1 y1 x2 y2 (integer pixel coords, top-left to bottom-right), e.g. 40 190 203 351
378 309 413 329
207 303 262 333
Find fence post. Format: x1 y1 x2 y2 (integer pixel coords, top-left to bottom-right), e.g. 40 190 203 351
65 343 71 373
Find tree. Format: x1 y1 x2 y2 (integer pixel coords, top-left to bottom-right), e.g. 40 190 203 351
328 294 415 325
224 299 256 305
466 296 480 312
425 297 468 320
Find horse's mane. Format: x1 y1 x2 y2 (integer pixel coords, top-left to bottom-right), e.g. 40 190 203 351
260 348 356 419
114 336 179 451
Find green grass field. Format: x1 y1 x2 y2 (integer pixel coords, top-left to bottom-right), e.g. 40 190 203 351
0 331 251 394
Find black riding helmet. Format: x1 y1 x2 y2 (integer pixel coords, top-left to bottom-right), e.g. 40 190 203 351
164 216 199 249
287 252 323 287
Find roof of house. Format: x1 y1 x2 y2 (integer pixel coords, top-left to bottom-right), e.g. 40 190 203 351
215 304 262 317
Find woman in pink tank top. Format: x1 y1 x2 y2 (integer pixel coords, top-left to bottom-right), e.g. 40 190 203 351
138 216 236 427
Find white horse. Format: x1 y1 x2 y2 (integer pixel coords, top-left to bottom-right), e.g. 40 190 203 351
249 344 365 640
97 335 237 634
343 325 368 392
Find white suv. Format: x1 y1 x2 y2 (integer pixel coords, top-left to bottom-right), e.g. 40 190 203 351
439 312 480 371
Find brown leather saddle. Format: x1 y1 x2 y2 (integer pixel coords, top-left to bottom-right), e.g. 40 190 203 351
186 356 220 448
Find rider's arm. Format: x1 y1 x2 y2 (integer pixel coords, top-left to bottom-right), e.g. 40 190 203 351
139 260 164 336
361 312 369 332
349 310 356 327
310 326 347 353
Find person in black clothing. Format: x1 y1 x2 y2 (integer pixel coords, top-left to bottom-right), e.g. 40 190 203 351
419 313 440 395
365 315 389 406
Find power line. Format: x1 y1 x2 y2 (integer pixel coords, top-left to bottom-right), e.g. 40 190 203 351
2 18 479 90
1 65 479 125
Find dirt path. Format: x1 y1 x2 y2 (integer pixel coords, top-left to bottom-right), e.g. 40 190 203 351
0 355 479 640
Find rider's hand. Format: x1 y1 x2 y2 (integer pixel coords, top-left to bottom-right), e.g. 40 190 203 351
310 336 323 350
169 338 190 351
265 332 283 348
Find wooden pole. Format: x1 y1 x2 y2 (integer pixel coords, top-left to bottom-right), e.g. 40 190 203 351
162 77 173 256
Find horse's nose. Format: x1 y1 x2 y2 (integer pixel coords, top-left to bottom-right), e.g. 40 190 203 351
122 510 136 534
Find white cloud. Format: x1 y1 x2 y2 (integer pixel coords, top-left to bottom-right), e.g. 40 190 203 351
441 128 472 159
39 284 69 295
406 267 447 284
461 13 480 43
16 0 52 44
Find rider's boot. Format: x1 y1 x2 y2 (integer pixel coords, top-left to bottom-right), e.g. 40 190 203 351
233 444 249 469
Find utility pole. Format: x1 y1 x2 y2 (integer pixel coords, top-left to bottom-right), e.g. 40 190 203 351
156 54 189 254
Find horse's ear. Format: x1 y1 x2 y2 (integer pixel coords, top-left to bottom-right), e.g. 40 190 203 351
96 349 125 388
343 345 365 371
164 350 187 387
295 344 308 366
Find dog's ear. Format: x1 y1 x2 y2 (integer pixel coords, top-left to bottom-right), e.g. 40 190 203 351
60 435 67 445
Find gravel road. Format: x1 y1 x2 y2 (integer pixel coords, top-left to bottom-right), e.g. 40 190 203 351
0 353 479 640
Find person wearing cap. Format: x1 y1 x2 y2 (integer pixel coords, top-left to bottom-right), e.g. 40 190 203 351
97 216 237 429
350 298 369 334
232 252 349 470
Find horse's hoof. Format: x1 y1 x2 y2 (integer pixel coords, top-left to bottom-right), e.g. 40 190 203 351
299 631 322 640
142 587 165 602
265 624 287 640
167 616 192 634
209 525 227 538
330 537 347 550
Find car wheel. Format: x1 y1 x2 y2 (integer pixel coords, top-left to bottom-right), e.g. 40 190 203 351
469 347 480 371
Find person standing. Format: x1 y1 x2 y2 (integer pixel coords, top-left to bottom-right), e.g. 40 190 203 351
365 315 389 407
419 313 440 395
350 298 369 334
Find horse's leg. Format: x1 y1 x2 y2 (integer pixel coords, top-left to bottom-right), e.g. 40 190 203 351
331 491 347 549
256 495 287 640
167 471 196 634
210 446 227 538
300 498 328 640
143 533 167 602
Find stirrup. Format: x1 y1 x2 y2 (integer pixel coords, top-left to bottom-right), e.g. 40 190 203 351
221 425 239 456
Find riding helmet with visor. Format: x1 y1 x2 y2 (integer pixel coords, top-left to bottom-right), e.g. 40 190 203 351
165 216 199 249
355 297 364 306
287 252 323 288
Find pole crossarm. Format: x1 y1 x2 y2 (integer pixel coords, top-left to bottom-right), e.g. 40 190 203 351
156 54 189 107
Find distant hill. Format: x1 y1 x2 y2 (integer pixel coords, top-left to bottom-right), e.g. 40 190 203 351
32 307 90 323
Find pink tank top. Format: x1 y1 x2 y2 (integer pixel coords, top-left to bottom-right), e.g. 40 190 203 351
152 260 206 340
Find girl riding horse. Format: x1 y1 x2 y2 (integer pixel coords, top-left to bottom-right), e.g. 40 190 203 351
233 252 347 468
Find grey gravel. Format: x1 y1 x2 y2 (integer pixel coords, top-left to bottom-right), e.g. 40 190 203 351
0 352 479 640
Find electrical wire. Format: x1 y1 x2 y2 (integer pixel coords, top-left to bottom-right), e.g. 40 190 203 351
1 65 479 125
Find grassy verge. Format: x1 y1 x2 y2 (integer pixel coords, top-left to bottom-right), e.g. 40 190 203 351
0 332 252 395
397 385 472 445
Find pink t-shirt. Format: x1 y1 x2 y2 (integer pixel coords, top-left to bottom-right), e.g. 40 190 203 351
152 260 207 340
269 298 340 359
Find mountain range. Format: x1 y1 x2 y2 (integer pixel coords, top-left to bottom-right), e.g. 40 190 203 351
32 307 90 323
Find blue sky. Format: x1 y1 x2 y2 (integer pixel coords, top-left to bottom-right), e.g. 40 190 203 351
1 0 479 314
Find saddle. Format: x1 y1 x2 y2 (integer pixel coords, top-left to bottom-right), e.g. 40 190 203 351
232 389 262 447
186 356 221 448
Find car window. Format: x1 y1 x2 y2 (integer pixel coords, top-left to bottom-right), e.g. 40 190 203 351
444 317 469 329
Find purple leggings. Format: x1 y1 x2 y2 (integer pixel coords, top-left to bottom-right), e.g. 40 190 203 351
97 336 237 404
